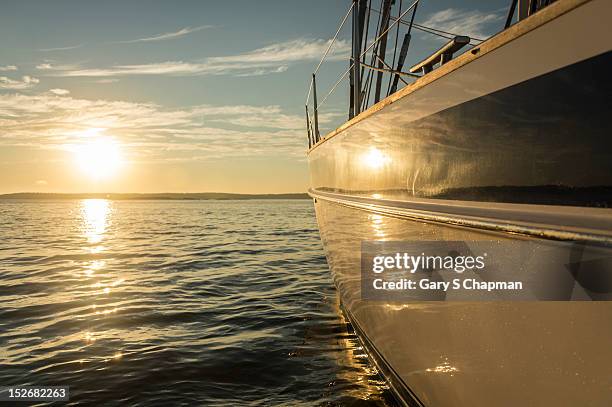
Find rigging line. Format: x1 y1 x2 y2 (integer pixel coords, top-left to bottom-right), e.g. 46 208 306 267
363 67 373 110
307 118 313 144
362 49 376 111
373 53 411 85
306 79 313 106
361 49 376 111
413 23 484 42
411 24 477 49
314 2 355 75
305 107 312 131
361 63 372 111
359 0 372 86
361 0 383 111
411 24 478 47
387 0 402 96
360 61 419 79
362 61 375 111
306 2 355 105
316 63 354 112
360 0 419 60
367 5 486 43
413 24 454 40
305 105 314 144
313 0 417 115
366 0 383 85
362 0 417 110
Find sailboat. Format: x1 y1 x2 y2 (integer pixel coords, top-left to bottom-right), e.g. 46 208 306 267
305 0 612 405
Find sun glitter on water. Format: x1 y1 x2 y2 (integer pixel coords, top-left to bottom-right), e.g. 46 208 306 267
73 129 124 180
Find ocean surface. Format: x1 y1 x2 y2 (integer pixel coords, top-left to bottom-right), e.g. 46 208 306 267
0 199 394 406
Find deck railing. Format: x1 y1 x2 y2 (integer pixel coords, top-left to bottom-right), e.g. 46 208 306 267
305 0 422 149
305 0 538 149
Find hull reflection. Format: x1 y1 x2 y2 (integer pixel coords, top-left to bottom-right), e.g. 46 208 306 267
313 199 612 406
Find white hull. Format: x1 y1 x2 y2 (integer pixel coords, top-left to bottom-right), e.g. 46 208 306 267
308 0 612 405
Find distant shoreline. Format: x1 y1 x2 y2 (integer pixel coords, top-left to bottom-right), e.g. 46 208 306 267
0 192 311 200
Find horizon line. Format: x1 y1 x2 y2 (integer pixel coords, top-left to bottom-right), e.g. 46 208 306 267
0 192 311 200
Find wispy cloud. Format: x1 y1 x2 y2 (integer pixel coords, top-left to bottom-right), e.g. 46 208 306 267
49 88 70 96
36 62 82 71
44 38 350 77
209 38 349 64
0 65 18 71
38 44 83 52
0 75 40 90
203 106 342 131
0 94 322 160
116 25 213 43
58 62 207 76
36 63 53 70
421 8 502 40
235 66 289 77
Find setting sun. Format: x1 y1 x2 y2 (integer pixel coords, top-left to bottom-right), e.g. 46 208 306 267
74 136 124 180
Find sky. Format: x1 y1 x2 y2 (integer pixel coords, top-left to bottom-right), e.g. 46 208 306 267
0 0 508 194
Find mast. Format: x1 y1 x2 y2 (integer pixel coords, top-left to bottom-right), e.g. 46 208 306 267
312 74 320 141
351 0 362 118
390 1 417 95
373 0 393 104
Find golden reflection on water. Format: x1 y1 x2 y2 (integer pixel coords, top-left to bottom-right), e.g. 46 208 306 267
331 302 391 401
80 199 111 278
369 213 387 239
84 331 96 343
84 260 105 276
81 199 110 245
78 199 124 363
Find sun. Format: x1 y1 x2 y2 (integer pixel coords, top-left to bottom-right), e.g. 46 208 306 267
74 135 124 180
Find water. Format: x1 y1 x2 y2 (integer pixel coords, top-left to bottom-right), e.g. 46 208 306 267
0 199 394 406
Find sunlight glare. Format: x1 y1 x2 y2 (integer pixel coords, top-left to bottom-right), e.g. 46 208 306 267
74 135 123 180
363 147 389 169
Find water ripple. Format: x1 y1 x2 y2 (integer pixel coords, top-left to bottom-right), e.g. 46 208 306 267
0 199 393 406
